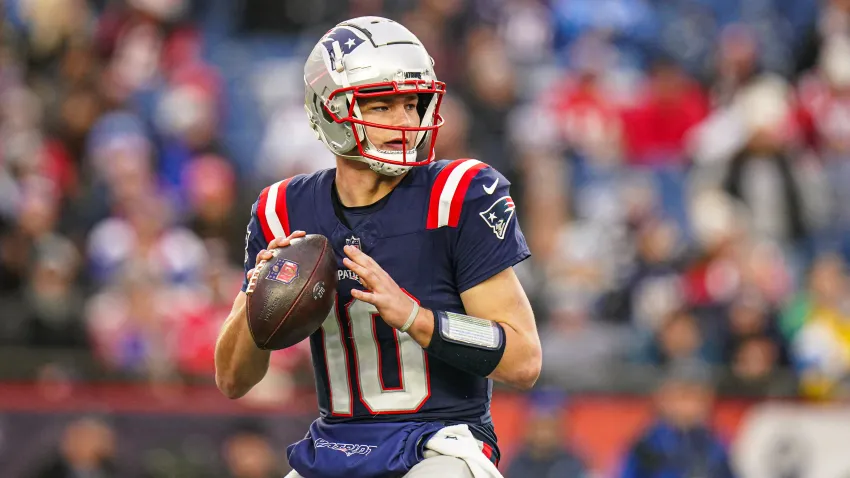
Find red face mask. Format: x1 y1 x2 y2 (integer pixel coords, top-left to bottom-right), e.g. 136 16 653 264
323 79 447 167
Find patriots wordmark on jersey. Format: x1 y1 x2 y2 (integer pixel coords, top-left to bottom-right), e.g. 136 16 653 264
241 159 530 475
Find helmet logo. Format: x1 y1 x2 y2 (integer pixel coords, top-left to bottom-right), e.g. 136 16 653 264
322 28 365 72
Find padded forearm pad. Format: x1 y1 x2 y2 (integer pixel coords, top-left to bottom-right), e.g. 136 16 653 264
425 310 507 377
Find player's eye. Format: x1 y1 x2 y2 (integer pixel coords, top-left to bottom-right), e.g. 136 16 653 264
370 105 389 112
405 103 417 111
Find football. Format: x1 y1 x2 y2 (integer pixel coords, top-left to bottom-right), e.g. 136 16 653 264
245 234 337 350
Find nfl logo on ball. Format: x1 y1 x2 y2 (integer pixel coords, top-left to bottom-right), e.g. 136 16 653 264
266 258 300 284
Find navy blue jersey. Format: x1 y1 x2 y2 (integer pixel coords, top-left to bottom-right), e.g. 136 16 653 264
240 159 530 458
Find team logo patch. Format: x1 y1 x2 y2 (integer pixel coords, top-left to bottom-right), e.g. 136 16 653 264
479 196 515 240
315 438 376 457
322 28 366 71
266 258 299 284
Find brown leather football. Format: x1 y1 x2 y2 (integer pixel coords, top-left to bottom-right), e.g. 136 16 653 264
245 234 337 350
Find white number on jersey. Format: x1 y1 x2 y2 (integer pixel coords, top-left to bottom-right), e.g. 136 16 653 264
321 296 430 415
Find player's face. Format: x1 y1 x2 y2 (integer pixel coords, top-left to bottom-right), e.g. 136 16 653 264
357 94 419 151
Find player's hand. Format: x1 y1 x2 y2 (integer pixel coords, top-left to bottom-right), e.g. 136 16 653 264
245 230 307 281
343 245 418 331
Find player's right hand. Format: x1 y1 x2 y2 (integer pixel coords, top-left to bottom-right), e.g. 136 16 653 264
245 230 307 281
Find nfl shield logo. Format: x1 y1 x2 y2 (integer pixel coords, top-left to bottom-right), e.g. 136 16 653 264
345 235 362 250
266 258 299 284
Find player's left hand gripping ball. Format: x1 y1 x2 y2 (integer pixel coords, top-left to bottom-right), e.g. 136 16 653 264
343 245 419 331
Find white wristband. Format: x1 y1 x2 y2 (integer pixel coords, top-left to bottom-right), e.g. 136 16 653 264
399 299 420 333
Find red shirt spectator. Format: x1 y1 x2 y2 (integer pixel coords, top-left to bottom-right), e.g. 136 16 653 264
621 60 709 166
551 72 623 161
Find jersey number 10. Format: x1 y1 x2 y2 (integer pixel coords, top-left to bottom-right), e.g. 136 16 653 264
321 297 430 415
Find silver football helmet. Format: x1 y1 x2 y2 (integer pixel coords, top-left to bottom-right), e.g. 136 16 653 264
304 17 446 176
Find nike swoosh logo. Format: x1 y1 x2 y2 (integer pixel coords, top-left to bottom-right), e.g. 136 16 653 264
483 178 499 195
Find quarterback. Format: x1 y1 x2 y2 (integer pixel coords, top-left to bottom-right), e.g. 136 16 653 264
215 16 542 478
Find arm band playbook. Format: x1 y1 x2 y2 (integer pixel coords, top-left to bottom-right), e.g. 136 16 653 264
425 310 507 377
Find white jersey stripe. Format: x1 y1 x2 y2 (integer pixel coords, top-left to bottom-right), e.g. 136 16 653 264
264 179 286 239
436 159 482 228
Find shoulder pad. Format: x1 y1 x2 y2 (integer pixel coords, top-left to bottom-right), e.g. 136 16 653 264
426 159 506 229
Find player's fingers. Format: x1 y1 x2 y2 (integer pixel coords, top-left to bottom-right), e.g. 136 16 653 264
245 268 256 280
342 257 377 288
346 244 381 268
350 288 377 304
254 249 273 266
286 230 307 241
344 245 381 271
269 231 307 250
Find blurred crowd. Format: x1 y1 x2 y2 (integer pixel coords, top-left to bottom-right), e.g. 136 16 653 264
1 0 850 406
22 415 290 478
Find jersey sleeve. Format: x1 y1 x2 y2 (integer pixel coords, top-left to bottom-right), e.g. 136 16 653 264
240 200 270 292
240 178 294 292
446 163 531 292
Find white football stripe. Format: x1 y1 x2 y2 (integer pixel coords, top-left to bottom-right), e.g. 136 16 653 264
265 180 286 238
437 159 482 227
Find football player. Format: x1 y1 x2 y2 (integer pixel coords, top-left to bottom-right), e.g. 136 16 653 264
215 17 541 478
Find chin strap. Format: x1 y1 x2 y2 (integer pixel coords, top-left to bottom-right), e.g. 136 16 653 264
339 151 411 177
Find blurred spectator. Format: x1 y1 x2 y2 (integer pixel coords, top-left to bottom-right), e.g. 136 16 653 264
707 24 793 113
647 309 713 365
540 294 631 390
505 394 589 478
620 57 709 166
681 190 744 311
600 217 685 326
155 57 227 191
736 239 794 309
183 154 247 266
797 36 850 259
0 179 59 294
252 57 337 180
723 292 786 363
708 25 762 107
86 192 206 286
433 95 474 161
722 82 807 245
15 0 91 69
796 0 850 77
85 267 178 379
22 235 88 349
175 242 245 377
458 27 517 174
28 417 119 478
717 336 797 398
549 33 624 167
220 421 282 478
782 253 850 398
798 36 850 158
620 361 734 478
